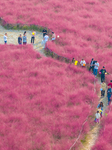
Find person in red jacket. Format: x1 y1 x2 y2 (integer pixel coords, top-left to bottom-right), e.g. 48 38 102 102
108 80 112 88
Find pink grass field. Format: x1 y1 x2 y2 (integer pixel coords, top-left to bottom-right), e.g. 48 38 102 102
0 0 112 149
0 0 112 81
0 45 99 150
92 105 112 150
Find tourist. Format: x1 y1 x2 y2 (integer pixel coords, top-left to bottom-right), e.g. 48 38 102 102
43 33 49 48
99 66 107 82
72 58 75 64
42 28 47 37
24 31 26 35
101 81 106 97
4 33 7 44
80 59 86 67
107 85 112 105
108 80 112 88
18 34 22 45
23 33 27 45
31 30 36 44
97 107 102 118
92 60 97 71
93 61 99 77
51 32 56 41
72 58 78 66
89 58 94 72
97 102 103 117
94 111 100 123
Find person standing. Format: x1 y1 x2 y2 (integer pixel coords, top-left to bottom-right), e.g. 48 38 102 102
107 85 112 105
72 58 78 66
72 58 75 64
89 58 94 72
80 59 86 67
18 34 22 45
94 111 100 123
99 66 107 82
23 33 27 45
31 30 36 44
101 81 106 97
24 31 26 35
4 33 7 44
51 32 56 41
97 102 103 117
43 33 49 48
93 61 99 77
42 28 47 37
108 80 112 88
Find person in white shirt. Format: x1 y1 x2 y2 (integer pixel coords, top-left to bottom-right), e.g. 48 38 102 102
94 111 100 123
4 33 7 44
51 32 56 41
80 59 86 67
43 33 49 48
93 61 99 76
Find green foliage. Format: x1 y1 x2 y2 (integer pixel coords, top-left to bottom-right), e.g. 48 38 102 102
80 134 88 144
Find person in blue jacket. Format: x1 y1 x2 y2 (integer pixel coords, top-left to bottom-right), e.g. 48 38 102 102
107 85 112 105
18 34 22 45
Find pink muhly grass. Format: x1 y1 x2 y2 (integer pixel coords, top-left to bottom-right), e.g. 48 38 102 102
0 45 99 149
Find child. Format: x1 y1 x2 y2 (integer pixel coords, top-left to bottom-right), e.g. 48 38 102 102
94 111 100 123
4 33 7 44
97 106 102 118
97 102 103 117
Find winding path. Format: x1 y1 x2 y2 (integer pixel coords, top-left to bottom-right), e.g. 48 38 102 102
0 25 109 150
81 78 108 150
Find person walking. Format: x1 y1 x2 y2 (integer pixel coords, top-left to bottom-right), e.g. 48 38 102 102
23 33 27 45
43 33 49 48
101 81 106 97
99 66 107 82
80 59 86 67
18 34 22 45
31 30 36 44
72 58 78 66
4 33 7 44
107 85 112 105
94 111 100 123
89 58 94 72
42 28 47 37
93 61 99 77
97 102 103 117
108 80 112 88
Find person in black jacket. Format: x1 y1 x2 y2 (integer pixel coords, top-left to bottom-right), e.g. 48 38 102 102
42 29 47 37
18 34 22 45
89 58 94 72
99 66 106 82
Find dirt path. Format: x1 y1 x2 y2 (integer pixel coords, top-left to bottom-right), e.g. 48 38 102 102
0 25 109 150
80 78 108 150
0 25 45 56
